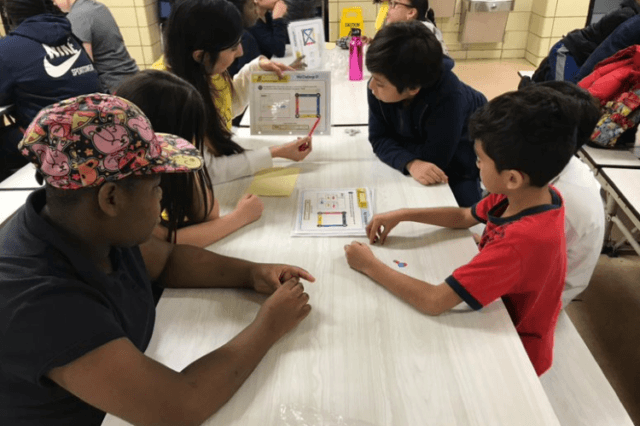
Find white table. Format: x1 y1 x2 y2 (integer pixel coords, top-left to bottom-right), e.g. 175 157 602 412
578 144 640 173
240 47 370 128
0 163 41 189
0 164 42 228
103 131 560 426
598 167 640 256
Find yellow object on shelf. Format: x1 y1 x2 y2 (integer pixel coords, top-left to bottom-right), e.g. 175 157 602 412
339 7 365 38
375 3 389 31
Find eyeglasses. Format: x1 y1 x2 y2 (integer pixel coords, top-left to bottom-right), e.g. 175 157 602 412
389 1 414 9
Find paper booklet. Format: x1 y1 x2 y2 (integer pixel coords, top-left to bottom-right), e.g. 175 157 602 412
292 188 374 237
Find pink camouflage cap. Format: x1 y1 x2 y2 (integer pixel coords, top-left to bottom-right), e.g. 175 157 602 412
18 93 203 190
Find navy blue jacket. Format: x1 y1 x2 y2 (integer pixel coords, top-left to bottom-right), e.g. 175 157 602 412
573 14 640 83
248 12 288 58
368 57 486 182
229 30 261 76
0 14 102 128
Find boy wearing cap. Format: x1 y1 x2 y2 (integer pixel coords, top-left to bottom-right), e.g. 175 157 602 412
0 94 313 426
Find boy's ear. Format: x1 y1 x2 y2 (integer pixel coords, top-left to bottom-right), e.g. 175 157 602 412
405 86 421 97
97 182 123 218
192 50 205 63
406 7 418 20
505 170 527 190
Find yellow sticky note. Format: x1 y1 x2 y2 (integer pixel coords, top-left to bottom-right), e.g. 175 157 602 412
246 167 301 197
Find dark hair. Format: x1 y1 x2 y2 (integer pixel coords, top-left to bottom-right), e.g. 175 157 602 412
409 0 435 23
115 70 214 243
366 21 443 93
1 0 62 28
164 0 245 156
469 87 577 187
525 81 600 151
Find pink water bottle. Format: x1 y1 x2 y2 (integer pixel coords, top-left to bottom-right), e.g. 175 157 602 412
349 28 363 81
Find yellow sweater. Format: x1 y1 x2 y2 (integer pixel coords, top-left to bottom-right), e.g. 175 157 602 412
151 56 233 130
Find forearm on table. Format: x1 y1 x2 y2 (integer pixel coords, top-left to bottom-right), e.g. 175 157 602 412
397 206 477 229
363 260 458 316
169 212 250 248
159 244 257 288
177 318 278 425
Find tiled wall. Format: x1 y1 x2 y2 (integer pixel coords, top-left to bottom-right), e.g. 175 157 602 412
327 0 590 65
101 0 162 69
526 0 591 65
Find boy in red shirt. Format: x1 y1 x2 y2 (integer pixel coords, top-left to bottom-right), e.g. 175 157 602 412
344 87 578 375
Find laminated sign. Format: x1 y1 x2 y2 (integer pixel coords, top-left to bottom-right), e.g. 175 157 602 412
339 7 364 38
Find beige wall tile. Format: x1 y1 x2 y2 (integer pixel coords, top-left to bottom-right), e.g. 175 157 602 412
513 0 533 13
448 50 467 60
467 42 503 51
529 13 553 37
110 7 139 28
102 0 136 7
128 45 144 67
363 21 376 38
328 22 340 41
439 15 461 33
532 0 557 18
442 32 459 45
139 23 161 46
135 3 158 28
467 50 502 60
506 12 531 32
526 33 550 57
431 0 456 18
120 27 141 47
336 3 377 22
555 0 590 17
142 43 161 65
552 16 587 37
502 49 526 59
503 31 528 50
525 50 543 66
329 2 339 22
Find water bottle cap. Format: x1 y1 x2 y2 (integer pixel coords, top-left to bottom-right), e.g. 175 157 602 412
351 28 361 37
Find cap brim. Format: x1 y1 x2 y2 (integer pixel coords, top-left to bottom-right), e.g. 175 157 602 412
148 133 204 174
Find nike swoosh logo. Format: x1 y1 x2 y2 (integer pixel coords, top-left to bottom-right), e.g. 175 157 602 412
43 50 82 78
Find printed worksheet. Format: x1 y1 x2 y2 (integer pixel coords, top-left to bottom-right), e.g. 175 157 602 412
249 71 331 135
287 18 325 70
293 188 374 237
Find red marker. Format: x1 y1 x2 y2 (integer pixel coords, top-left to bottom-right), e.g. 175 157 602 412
299 116 320 151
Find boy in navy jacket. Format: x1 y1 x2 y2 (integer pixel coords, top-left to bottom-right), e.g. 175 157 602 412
366 21 486 207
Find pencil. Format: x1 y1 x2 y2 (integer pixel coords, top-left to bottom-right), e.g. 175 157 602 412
299 116 321 151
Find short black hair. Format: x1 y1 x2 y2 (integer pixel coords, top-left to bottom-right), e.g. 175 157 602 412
366 20 443 93
523 81 600 151
469 87 577 187
1 0 62 29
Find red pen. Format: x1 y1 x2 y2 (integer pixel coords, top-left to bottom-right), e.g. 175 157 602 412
299 116 320 151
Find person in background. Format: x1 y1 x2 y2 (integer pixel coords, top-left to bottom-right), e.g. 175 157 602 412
53 0 139 92
249 0 289 58
0 93 313 425
116 70 265 248
345 86 579 376
227 0 262 76
0 0 101 170
155 0 312 185
384 0 448 56
522 81 605 308
366 21 486 207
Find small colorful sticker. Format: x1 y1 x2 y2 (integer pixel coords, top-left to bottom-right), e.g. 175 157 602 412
393 260 407 268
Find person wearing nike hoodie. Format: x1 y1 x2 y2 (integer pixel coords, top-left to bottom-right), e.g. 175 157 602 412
367 22 486 207
0 0 102 133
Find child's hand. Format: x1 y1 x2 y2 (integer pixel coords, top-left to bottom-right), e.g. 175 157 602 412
272 0 288 19
258 57 294 79
255 278 311 341
407 159 448 186
234 194 264 225
344 241 377 274
366 211 400 245
270 136 312 161
250 263 316 294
